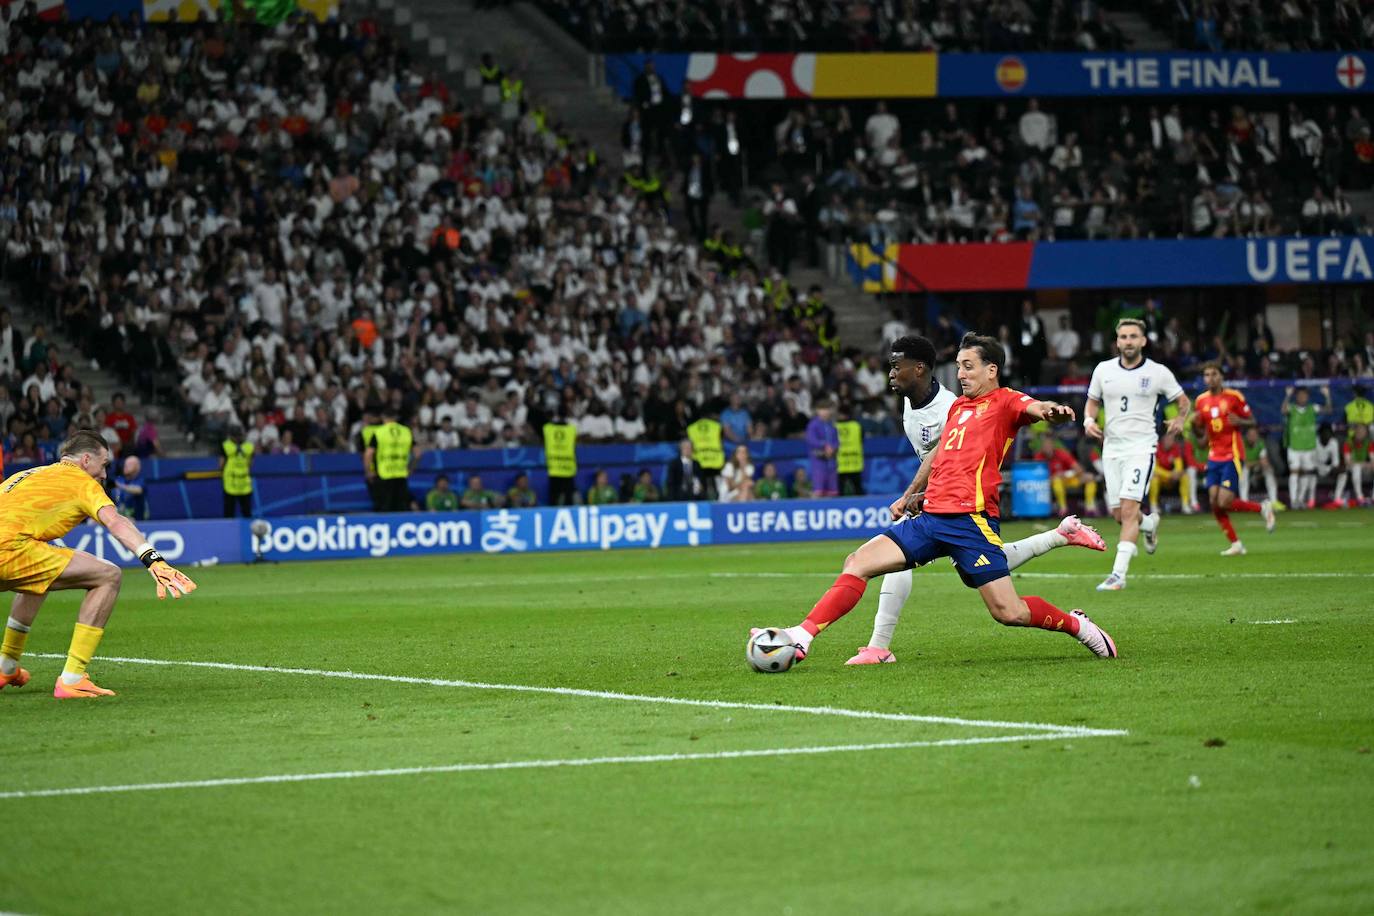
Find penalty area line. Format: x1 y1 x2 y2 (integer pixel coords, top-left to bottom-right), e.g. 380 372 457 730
28 653 1127 738
0 732 1086 801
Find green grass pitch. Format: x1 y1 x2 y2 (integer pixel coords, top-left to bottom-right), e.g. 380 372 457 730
3 511 1372 915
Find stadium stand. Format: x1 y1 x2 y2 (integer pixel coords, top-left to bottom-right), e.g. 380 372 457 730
535 0 1127 53
2 0 1371 483
1142 0 1374 52
0 4 853 461
718 96 1374 247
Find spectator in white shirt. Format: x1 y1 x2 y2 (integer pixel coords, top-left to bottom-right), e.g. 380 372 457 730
1050 315 1081 361
579 400 615 442
434 417 461 449
1019 98 1054 151
865 101 901 156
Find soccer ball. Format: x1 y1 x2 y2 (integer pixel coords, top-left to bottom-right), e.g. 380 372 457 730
746 628 803 673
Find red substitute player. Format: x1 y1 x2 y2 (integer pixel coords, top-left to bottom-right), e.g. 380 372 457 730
753 332 1117 664
1193 362 1276 555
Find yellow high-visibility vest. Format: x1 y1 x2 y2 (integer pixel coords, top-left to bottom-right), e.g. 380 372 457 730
543 423 577 478
370 422 413 480
222 440 254 495
836 421 864 474
686 418 724 470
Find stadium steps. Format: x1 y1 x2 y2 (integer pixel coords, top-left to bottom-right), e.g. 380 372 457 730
367 0 882 355
1104 8 1173 51
1 285 196 457
789 265 888 355
366 0 625 166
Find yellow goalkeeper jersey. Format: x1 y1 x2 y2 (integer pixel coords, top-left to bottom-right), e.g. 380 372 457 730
0 462 114 543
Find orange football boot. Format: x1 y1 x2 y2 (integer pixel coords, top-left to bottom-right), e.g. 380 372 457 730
53 675 116 698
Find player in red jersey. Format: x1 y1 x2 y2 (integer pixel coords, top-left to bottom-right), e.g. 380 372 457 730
1193 363 1276 555
753 333 1117 664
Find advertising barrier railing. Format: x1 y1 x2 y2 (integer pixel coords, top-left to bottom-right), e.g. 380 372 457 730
58 497 903 566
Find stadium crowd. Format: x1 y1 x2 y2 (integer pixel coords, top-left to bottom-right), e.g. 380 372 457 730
1146 0 1374 51
694 96 1374 255
538 0 1126 52
0 4 851 465
1 1 1371 521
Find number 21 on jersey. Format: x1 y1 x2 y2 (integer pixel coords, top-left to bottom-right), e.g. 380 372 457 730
944 427 967 450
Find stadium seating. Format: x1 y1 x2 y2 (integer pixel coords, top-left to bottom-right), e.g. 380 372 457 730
535 0 1122 53
0 5 849 461
668 95 1373 249
1141 0 1374 52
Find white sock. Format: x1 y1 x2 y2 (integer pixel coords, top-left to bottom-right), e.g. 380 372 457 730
1 617 29 675
1264 469 1278 502
1003 529 1066 571
1354 465 1365 500
784 625 814 651
869 568 911 650
1288 473 1300 506
1240 471 1251 501
1335 472 1348 503
1112 541 1138 578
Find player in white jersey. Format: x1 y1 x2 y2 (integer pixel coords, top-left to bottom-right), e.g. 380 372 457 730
1084 318 1191 591
845 335 1106 665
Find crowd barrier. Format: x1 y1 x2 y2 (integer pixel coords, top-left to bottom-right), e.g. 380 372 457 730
606 51 1373 100
62 437 923 520
849 236 1374 293
57 496 914 566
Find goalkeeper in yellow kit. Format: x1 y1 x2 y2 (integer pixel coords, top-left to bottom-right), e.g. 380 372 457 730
0 430 197 698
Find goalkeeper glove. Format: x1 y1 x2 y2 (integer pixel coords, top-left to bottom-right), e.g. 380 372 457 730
138 545 198 600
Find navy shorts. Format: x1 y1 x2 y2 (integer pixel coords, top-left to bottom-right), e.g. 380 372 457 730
1204 459 1241 492
881 512 1010 589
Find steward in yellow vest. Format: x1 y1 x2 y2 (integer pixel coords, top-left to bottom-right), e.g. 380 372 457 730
543 421 578 506
364 409 415 512
836 415 865 496
686 415 724 499
220 426 255 517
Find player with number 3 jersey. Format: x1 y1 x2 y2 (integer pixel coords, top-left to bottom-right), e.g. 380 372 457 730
1084 318 1191 591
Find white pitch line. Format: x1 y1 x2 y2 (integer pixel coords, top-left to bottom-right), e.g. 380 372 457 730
1249 619 1297 625
28 654 1125 736
0 732 1079 801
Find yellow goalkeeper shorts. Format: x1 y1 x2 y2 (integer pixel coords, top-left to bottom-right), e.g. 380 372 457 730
0 540 76 595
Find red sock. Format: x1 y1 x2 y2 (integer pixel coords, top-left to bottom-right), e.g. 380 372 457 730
1230 499 1262 512
1213 506 1237 542
1023 596 1081 636
801 573 867 636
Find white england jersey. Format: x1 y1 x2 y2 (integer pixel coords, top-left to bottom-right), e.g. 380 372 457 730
1087 357 1183 458
903 380 959 459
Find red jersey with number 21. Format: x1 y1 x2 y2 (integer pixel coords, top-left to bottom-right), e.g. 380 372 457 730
923 387 1037 518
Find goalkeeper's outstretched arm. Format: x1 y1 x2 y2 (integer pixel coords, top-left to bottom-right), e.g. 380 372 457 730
97 505 198 599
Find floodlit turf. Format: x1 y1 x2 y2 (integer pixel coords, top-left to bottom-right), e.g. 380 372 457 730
3 510 1372 915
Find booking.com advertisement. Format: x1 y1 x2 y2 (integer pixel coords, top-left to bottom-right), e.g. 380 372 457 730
57 497 907 566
